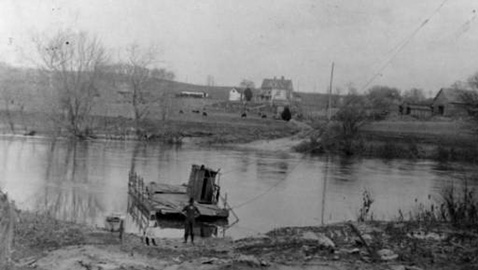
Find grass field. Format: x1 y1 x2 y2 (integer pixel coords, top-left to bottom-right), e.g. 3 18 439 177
0 99 299 144
361 120 475 141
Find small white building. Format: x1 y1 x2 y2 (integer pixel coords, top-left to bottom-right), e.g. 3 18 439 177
229 88 243 101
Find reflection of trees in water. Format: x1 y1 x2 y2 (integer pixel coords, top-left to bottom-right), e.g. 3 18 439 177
37 140 103 224
255 153 290 183
129 142 179 183
330 156 359 183
239 152 253 173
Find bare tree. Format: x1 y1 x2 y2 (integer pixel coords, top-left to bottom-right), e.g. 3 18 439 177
239 79 255 89
1 87 17 134
35 30 108 138
113 44 168 134
0 64 33 134
403 88 426 103
459 89 478 135
151 67 175 80
207 75 215 86
467 72 478 90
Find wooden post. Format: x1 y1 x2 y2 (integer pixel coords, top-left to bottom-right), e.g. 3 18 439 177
224 193 228 209
321 156 329 225
327 62 334 121
140 177 144 202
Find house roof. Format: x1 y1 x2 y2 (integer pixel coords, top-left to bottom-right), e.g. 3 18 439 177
230 87 243 93
433 88 474 104
261 77 293 91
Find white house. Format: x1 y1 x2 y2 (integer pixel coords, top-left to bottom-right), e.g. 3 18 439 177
259 76 293 103
229 88 242 101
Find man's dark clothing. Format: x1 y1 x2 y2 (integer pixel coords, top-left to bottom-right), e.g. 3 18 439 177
182 204 200 243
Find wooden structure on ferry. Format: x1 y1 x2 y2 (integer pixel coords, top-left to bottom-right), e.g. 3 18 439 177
128 164 229 226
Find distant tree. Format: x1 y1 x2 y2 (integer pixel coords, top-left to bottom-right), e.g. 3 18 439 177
151 68 175 81
402 88 426 103
0 86 18 133
467 72 478 90
35 30 108 138
281 106 292 121
346 82 358 95
239 79 255 89
112 44 171 133
331 87 343 107
0 65 18 133
334 93 369 155
206 75 215 86
451 72 478 135
366 85 401 120
243 87 253 102
459 88 478 134
452 80 469 90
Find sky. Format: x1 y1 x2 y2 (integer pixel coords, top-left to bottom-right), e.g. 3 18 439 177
1 0 478 95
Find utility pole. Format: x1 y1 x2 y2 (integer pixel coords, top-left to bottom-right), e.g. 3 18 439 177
327 62 334 121
322 62 334 225
321 156 329 225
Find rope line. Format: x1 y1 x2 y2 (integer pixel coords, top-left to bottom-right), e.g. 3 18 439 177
360 0 450 92
230 156 307 209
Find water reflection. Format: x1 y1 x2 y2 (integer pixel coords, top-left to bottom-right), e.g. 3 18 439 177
36 140 103 224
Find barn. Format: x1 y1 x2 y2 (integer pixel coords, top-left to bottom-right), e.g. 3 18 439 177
432 88 476 117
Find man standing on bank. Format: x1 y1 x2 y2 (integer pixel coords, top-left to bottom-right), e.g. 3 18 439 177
182 197 200 244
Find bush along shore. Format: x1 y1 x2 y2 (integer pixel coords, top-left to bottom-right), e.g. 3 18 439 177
294 128 478 163
2 182 478 270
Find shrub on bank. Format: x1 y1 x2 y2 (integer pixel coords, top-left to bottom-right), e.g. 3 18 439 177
293 136 324 154
405 178 478 229
295 132 478 163
433 142 478 163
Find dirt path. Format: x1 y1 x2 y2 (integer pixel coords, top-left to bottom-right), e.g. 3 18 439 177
234 119 312 152
236 136 303 152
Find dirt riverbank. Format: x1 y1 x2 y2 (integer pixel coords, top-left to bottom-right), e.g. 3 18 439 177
9 210 478 270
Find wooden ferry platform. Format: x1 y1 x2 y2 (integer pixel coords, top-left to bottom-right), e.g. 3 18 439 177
128 164 230 225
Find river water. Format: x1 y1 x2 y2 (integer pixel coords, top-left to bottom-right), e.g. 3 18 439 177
1 136 477 239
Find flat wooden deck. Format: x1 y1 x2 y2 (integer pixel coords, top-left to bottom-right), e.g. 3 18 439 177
149 184 228 218
129 182 228 219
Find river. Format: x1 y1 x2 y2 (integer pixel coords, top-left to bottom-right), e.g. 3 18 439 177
0 135 477 239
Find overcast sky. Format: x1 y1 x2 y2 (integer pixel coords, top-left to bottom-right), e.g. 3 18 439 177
1 0 478 95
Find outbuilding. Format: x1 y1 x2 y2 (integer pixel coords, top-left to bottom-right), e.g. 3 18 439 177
432 88 475 117
229 87 243 101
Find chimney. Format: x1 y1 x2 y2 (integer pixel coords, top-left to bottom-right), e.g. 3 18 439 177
281 76 284 80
